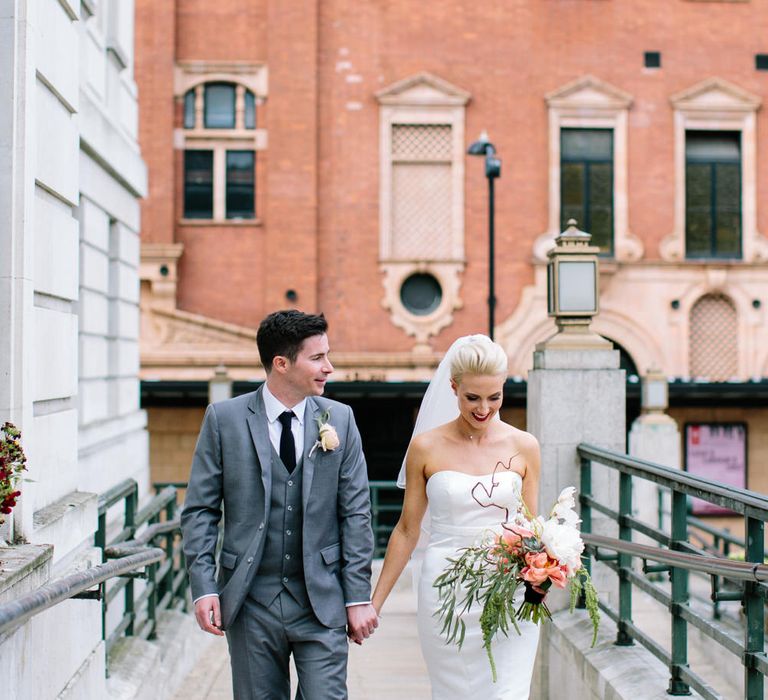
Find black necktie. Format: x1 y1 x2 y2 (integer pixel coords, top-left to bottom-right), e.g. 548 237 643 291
278 411 296 471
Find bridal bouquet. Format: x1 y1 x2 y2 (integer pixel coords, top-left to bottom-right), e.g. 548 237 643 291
434 487 599 681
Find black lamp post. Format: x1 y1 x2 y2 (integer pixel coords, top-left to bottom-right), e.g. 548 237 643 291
468 131 501 339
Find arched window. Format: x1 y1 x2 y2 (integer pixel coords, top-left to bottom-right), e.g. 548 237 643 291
689 294 738 381
182 82 257 131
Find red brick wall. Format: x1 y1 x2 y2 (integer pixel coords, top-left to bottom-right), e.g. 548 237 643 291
136 0 768 347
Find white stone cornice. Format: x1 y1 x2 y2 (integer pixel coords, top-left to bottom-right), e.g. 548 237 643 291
375 71 470 106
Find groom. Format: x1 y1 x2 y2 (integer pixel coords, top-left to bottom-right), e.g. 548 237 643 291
181 310 377 699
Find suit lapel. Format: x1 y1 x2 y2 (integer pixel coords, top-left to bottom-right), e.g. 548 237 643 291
246 386 272 514
302 398 320 508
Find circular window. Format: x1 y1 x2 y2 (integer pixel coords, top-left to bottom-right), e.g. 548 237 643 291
400 273 443 316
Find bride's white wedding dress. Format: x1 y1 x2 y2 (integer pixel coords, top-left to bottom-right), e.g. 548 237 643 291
417 469 540 699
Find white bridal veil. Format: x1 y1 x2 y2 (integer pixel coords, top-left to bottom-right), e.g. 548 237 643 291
397 334 498 488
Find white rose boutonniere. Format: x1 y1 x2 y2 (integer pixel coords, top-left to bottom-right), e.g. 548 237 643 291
309 408 340 457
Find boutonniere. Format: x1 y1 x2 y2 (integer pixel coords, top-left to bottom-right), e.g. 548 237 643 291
309 408 340 457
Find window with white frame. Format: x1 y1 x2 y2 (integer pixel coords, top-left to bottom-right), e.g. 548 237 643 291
175 63 267 223
375 72 469 343
536 76 642 262
662 78 764 262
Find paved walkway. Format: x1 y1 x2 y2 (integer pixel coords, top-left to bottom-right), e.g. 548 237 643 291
173 565 430 700
173 564 741 700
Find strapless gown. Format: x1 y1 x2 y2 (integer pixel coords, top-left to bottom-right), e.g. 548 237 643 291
417 470 540 699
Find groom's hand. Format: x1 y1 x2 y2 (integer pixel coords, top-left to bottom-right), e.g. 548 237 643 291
346 603 379 645
195 595 225 636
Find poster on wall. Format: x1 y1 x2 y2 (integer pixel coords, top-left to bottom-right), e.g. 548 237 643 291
684 423 747 516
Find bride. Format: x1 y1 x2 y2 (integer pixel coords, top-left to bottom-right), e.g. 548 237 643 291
371 335 541 699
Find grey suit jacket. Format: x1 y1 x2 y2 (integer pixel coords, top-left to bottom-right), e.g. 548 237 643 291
181 386 374 630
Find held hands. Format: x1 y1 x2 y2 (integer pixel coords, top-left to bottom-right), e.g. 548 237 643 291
346 603 379 645
194 596 225 636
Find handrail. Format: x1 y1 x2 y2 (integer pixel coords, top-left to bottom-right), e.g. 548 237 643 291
0 548 163 637
579 443 768 516
579 442 766 700
584 533 768 582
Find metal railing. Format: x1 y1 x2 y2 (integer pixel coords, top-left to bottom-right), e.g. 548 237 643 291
578 443 768 700
98 480 187 655
370 480 402 557
0 480 187 674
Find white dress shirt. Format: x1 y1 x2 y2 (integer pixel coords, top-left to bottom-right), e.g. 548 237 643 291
262 383 306 461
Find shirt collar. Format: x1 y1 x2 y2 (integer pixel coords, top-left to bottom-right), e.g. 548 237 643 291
262 382 307 425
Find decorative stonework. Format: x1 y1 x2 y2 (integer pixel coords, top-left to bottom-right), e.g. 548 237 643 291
376 73 470 345
661 78 765 262
379 261 465 346
535 75 643 262
495 259 768 382
140 243 184 311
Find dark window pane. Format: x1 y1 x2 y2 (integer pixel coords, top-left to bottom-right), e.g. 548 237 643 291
560 131 614 255
226 150 255 219
715 163 741 256
685 132 741 258
561 162 584 229
204 83 236 129
561 129 612 161
184 150 213 219
686 131 740 162
685 163 712 257
245 90 256 129
184 90 196 129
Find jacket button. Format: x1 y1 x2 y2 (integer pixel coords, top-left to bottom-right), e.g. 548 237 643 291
259 523 264 530
247 557 254 564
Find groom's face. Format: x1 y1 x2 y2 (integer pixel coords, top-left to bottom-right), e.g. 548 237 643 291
284 333 334 397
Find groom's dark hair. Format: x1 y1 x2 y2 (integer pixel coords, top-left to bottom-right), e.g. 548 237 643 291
257 310 328 372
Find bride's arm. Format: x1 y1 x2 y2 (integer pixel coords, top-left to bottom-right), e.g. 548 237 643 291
371 437 429 614
520 432 541 517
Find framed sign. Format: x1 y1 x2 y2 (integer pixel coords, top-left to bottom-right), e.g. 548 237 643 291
684 423 747 516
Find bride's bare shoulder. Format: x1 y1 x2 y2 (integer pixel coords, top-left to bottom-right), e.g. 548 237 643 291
499 423 540 452
409 423 453 452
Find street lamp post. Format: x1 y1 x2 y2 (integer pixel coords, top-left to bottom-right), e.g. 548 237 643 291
468 131 501 340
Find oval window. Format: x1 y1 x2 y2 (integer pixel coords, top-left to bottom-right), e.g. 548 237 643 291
400 273 442 316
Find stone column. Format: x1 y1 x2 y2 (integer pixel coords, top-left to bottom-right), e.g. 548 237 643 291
628 371 680 539
527 337 625 609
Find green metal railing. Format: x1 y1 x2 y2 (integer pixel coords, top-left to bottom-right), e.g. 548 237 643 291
0 480 186 677
370 480 402 557
578 443 768 700
97 480 187 661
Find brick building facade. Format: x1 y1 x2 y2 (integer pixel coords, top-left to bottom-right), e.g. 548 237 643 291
135 0 768 499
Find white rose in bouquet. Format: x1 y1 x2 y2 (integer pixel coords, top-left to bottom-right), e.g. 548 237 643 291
541 517 585 575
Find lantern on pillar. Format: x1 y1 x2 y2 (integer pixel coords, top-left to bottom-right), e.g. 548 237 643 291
539 219 611 350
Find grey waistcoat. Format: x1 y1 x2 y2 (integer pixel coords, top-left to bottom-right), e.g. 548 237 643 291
249 449 308 607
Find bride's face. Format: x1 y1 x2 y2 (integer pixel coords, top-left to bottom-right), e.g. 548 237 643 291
451 373 505 429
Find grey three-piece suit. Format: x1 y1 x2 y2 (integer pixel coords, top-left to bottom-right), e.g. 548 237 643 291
181 386 374 699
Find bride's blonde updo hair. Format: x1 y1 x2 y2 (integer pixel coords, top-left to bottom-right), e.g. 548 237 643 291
449 336 508 383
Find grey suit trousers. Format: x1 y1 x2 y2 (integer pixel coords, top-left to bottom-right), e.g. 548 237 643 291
226 591 348 700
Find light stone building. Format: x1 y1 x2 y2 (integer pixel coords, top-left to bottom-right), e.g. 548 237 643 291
0 0 148 696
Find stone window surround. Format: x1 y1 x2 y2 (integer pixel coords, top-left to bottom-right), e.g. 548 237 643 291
535 75 643 263
375 72 470 346
175 62 268 224
661 77 765 262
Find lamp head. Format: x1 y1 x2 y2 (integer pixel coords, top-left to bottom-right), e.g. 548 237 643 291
467 130 494 156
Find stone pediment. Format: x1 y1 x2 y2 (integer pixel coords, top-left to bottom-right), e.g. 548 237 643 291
670 77 761 113
375 71 470 106
140 305 262 378
545 75 633 110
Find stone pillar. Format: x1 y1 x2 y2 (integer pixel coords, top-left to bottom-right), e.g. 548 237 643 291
208 364 233 404
527 339 625 610
628 371 680 538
